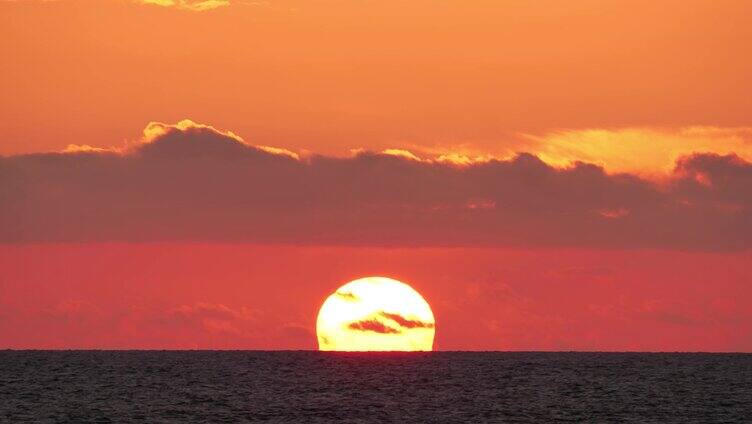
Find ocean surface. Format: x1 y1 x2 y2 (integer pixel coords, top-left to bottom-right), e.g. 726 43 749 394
1 351 750 423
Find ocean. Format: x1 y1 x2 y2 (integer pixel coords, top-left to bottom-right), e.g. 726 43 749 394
1 351 750 422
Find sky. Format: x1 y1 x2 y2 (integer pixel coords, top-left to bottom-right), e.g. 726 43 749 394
1 0 751 350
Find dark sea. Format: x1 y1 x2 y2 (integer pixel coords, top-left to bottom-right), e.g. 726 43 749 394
1 351 750 423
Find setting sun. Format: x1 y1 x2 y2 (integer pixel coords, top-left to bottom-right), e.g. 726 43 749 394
316 277 435 352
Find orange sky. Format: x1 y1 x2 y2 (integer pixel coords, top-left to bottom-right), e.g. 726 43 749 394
1 0 751 350
2 1 752 164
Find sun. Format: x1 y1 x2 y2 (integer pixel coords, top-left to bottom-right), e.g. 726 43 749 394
316 277 436 351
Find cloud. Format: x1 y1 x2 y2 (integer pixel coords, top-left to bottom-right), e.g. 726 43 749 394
407 127 752 177
521 127 752 177
380 312 434 329
141 119 244 144
281 323 312 340
165 302 257 336
137 0 230 11
381 149 422 161
335 291 358 301
1 120 750 250
169 302 253 321
45 299 101 325
348 319 400 334
639 299 701 326
589 297 752 329
346 312 433 334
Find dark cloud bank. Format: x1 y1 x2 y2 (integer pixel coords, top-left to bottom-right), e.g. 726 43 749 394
1 123 750 250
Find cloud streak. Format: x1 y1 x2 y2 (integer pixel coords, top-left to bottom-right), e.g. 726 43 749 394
137 0 230 11
522 127 752 177
1 120 750 250
346 312 434 334
380 312 434 329
348 319 399 334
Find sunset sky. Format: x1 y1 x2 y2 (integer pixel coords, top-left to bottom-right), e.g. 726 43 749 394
1 0 750 351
